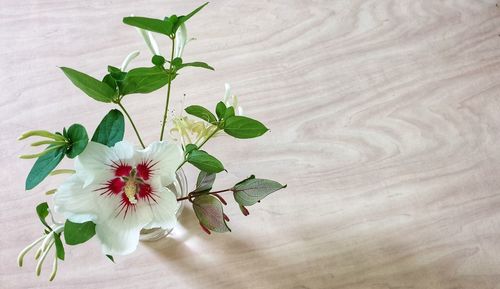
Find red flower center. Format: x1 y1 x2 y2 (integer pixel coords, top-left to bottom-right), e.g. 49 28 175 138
97 160 158 217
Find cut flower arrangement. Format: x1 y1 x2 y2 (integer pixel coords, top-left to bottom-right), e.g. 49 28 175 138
17 3 286 281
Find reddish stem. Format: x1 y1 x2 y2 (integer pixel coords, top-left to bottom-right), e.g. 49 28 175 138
177 188 233 202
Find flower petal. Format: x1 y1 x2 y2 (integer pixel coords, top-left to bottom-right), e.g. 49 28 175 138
75 142 113 188
95 219 144 256
174 23 188 58
54 175 98 223
137 141 183 186
223 83 231 103
144 186 178 230
109 141 135 163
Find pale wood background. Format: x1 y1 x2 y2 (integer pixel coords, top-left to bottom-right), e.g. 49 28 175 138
1 0 500 288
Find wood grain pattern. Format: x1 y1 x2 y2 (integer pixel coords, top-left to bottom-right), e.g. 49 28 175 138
1 0 500 288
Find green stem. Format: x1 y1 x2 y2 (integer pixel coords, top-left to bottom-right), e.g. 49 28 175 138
117 101 145 149
160 37 176 141
177 127 220 170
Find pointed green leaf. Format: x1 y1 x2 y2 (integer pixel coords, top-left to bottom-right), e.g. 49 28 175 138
192 195 230 233
121 66 170 95
185 105 217 124
36 202 51 230
185 143 198 153
102 74 117 91
224 106 235 119
92 110 125 147
195 171 216 192
215 101 226 120
180 61 214 71
26 146 65 190
63 220 96 245
106 255 115 263
224 116 269 139
233 177 286 206
187 150 224 173
65 124 89 159
60 67 116 103
174 2 209 32
53 233 65 260
123 16 173 36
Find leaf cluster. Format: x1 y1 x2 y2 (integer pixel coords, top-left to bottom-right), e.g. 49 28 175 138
189 171 286 234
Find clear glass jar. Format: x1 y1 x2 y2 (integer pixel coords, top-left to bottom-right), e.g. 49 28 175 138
139 168 188 241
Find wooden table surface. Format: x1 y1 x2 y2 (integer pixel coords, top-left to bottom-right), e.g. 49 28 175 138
2 1 500 288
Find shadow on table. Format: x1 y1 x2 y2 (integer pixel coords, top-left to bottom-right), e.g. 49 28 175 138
141 205 311 288
142 205 488 288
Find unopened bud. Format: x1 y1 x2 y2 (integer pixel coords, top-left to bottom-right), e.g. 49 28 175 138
239 205 249 216
200 223 211 235
213 193 227 205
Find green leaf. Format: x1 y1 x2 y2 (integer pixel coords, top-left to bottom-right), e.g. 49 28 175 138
65 124 89 159
152 55 166 66
106 255 115 263
192 195 230 233
180 62 214 71
64 220 96 245
187 150 224 173
166 15 178 26
224 106 235 119
92 110 125 147
235 174 255 186
233 177 286 206
26 146 65 190
123 16 173 36
224 116 269 139
121 66 170 95
60 67 116 103
53 233 65 260
172 57 183 68
107 66 127 81
195 171 216 192
185 105 217 124
215 102 226 120
36 202 51 230
108 66 121 74
102 74 117 91
185 143 198 153
174 2 209 32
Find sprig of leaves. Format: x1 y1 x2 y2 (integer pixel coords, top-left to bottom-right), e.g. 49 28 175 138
20 109 125 190
188 171 286 234
123 2 208 39
20 125 88 190
35 202 65 261
233 175 286 206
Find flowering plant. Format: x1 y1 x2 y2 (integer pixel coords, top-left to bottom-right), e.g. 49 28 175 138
17 3 285 281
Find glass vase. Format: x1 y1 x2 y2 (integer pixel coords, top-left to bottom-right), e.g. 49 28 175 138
139 168 188 241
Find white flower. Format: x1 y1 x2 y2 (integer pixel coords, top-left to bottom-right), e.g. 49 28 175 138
170 115 218 147
54 141 183 255
120 50 140 71
170 84 245 146
174 23 188 58
223 83 243 116
135 18 192 59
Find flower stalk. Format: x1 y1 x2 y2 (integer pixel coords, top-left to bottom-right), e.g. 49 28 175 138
116 101 146 149
18 224 64 281
177 188 233 202
159 37 176 141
